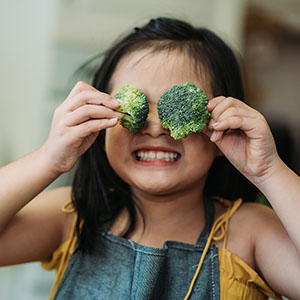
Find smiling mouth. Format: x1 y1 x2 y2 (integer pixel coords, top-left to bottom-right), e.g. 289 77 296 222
134 150 181 162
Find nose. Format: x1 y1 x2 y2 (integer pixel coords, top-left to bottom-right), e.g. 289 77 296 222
140 103 169 137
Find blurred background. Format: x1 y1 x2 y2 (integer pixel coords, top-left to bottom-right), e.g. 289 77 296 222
0 0 299 299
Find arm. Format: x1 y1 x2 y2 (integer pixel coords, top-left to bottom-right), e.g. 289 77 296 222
206 96 300 297
0 148 60 232
0 81 122 265
0 187 74 265
255 158 300 252
253 160 300 299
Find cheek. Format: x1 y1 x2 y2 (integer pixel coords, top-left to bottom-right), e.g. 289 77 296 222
105 127 124 159
105 127 132 176
105 125 128 149
184 134 218 171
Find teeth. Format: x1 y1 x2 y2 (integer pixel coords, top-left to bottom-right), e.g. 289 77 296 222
136 151 179 162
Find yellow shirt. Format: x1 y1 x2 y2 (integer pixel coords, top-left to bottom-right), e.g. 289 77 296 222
41 198 282 300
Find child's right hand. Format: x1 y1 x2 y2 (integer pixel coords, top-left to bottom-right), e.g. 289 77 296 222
41 81 122 175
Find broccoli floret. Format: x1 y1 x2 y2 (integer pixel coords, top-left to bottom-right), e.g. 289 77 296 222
157 82 210 140
115 83 149 133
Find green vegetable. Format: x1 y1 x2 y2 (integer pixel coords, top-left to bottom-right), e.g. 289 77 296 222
157 82 211 140
115 83 149 133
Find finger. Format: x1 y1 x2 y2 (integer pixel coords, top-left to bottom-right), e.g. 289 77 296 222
65 105 123 127
209 106 258 129
209 97 253 118
73 118 119 138
210 130 224 143
202 126 224 143
210 116 256 133
63 81 119 111
64 90 119 112
207 96 227 111
67 81 100 99
209 97 239 118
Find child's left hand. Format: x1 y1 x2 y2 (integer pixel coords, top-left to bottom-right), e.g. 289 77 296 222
206 97 300 299
205 96 280 185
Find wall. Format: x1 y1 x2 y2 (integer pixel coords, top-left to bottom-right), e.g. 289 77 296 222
0 1 58 299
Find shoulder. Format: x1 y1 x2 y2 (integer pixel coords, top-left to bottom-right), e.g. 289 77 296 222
35 186 76 242
32 186 73 217
214 199 300 297
235 203 300 297
233 201 282 239
23 186 76 249
233 201 277 226
214 200 279 270
39 185 72 201
214 199 276 231
232 201 281 242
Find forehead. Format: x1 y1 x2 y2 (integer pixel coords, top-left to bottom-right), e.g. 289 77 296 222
109 49 212 101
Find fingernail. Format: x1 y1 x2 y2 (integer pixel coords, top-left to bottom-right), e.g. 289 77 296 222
210 131 217 142
112 99 119 105
109 118 118 123
115 113 123 119
208 119 215 129
212 122 220 129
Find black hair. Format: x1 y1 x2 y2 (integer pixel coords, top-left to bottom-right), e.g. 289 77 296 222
71 17 258 253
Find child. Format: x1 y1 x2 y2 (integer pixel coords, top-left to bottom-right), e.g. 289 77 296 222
0 17 300 300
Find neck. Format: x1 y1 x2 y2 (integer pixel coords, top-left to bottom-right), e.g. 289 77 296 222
134 188 204 224
126 187 206 247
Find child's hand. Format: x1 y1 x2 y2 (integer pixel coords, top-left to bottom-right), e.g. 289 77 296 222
205 96 280 185
41 81 122 175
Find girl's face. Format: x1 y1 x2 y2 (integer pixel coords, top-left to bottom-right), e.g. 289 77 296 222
106 49 219 197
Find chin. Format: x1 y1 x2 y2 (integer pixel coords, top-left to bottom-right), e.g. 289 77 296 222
132 178 179 196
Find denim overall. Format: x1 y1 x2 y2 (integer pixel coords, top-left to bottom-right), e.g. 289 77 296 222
54 198 220 300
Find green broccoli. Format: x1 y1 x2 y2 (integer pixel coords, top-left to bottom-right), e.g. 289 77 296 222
157 82 210 140
115 83 149 133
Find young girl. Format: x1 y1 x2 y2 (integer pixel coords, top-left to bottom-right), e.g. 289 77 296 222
0 17 300 300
